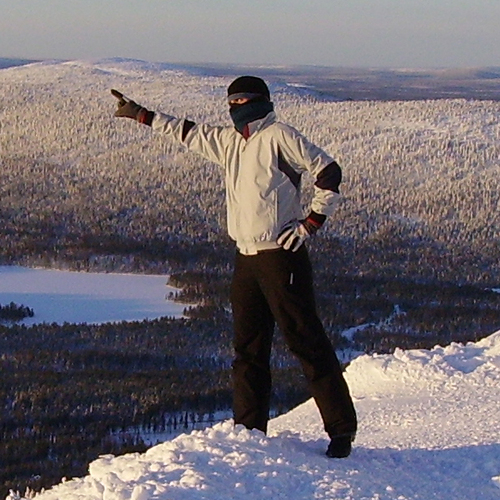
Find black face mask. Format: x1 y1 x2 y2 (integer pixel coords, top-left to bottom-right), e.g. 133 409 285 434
229 98 274 134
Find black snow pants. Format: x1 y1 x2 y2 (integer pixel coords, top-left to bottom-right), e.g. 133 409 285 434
230 245 357 437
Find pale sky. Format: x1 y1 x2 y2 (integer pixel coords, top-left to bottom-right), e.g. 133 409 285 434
1 0 499 68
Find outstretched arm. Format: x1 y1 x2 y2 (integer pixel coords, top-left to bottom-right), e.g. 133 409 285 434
112 89 233 166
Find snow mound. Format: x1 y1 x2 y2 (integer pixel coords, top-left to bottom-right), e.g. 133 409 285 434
25 422 357 500
346 330 500 398
7 332 500 500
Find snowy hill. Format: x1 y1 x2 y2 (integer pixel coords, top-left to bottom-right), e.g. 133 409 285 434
8 331 500 500
1 58 500 283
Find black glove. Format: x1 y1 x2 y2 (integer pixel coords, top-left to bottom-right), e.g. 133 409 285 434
112 89 153 124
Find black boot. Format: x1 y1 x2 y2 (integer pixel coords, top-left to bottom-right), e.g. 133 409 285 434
325 434 355 458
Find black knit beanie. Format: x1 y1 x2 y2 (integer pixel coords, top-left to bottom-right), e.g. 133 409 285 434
227 76 270 101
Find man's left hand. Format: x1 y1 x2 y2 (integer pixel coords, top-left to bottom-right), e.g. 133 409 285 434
278 213 325 252
277 221 312 252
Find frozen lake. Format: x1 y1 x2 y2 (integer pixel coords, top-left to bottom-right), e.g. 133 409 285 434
0 266 188 325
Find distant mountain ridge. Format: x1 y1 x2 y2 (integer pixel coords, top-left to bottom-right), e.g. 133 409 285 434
2 57 499 100
0 58 40 69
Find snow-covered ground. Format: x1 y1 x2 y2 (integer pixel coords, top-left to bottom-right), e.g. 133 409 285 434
0 266 188 325
7 331 500 500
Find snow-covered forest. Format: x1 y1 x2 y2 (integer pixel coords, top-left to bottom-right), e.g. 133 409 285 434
1 59 500 499
1 58 499 284
2 58 500 349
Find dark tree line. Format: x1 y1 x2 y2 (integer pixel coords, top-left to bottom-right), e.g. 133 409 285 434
0 303 34 322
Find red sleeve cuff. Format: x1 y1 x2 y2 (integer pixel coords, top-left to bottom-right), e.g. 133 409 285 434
138 109 154 126
306 210 326 228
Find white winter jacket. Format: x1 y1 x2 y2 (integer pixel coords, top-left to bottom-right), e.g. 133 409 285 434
152 111 340 255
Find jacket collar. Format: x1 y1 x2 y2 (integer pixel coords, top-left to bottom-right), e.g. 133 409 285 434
243 111 276 139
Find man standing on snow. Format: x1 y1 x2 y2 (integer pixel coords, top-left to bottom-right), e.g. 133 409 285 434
113 76 357 458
